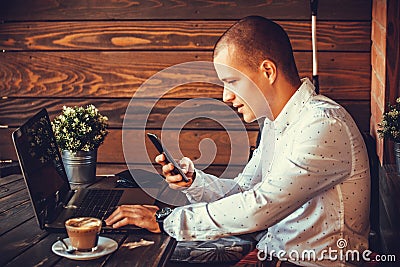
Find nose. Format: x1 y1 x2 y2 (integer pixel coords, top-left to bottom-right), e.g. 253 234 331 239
222 87 235 103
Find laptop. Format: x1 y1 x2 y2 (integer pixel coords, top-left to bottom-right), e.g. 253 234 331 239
12 108 158 232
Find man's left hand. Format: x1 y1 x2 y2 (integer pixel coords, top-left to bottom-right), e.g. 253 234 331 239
105 205 161 233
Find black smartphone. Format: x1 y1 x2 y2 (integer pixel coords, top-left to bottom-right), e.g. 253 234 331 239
146 133 189 182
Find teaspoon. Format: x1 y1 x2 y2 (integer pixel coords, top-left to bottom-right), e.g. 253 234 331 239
57 237 76 254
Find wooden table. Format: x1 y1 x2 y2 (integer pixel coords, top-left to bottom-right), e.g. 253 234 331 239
0 173 177 267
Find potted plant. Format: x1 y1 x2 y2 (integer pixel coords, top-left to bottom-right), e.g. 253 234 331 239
377 97 400 173
52 105 108 184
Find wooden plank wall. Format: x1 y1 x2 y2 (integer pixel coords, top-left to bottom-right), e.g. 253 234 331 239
0 0 371 178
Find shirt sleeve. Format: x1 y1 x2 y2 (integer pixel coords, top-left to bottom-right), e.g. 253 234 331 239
164 113 353 241
181 146 264 203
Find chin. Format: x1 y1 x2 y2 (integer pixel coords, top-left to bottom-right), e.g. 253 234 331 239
243 114 256 123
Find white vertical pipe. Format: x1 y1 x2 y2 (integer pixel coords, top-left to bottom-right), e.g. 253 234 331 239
312 15 318 77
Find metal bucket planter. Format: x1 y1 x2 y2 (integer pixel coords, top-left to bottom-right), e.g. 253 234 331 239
62 150 97 184
395 143 400 173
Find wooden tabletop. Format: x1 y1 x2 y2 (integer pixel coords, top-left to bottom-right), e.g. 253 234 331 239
0 173 177 267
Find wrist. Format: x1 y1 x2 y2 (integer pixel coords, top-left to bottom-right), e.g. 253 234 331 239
155 207 174 234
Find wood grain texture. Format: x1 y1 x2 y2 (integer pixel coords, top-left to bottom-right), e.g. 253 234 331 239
386 0 400 105
104 233 173 267
0 200 33 236
0 98 370 131
0 174 176 267
5 233 124 267
0 98 260 130
0 188 29 214
0 217 49 267
100 128 257 166
0 0 371 21
0 97 371 165
0 97 371 175
0 21 371 52
0 51 371 100
0 98 370 164
0 175 26 199
55 234 127 267
1 128 259 165
0 0 373 169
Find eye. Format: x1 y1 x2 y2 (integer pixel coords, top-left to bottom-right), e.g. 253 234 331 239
226 80 237 85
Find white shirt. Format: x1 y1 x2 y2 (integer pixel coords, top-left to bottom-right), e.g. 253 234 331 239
164 78 370 266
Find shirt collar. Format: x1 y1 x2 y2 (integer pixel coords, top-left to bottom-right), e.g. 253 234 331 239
264 78 316 133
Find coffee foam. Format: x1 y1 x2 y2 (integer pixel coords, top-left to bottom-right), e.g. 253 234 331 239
66 217 101 228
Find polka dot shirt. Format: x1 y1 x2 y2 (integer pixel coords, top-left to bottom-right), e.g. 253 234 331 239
164 78 371 266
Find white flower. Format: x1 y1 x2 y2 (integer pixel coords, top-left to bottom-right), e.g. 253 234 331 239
51 105 108 152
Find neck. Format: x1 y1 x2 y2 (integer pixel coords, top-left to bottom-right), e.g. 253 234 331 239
269 78 301 119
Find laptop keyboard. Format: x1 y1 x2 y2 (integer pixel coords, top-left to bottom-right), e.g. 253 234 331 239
73 189 123 220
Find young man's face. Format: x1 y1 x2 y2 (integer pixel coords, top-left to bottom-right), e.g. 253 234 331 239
213 46 271 123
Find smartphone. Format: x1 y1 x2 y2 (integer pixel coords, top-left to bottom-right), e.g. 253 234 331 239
146 133 189 182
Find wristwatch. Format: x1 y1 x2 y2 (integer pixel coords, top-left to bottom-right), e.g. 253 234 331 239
155 207 174 234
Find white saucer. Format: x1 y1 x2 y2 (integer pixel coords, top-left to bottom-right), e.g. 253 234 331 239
52 236 118 260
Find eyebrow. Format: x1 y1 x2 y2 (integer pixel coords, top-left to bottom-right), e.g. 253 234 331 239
220 77 237 82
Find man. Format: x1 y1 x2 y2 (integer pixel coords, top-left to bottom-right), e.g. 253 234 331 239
105 16 370 266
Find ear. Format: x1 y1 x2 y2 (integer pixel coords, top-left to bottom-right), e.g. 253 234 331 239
260 60 277 84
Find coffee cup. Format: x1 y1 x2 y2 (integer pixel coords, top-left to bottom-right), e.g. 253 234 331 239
65 217 102 252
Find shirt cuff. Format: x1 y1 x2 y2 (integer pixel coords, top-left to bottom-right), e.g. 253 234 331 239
181 168 207 202
163 203 227 241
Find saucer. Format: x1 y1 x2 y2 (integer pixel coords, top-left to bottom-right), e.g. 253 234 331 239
52 236 118 260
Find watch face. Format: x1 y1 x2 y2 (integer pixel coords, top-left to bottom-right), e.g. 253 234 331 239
156 207 173 220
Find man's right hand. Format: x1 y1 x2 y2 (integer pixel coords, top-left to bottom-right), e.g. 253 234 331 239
155 154 195 190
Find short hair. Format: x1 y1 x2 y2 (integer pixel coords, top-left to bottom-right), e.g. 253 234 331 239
213 16 300 86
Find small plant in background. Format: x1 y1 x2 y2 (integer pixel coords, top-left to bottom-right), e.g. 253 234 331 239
52 105 108 152
378 97 400 143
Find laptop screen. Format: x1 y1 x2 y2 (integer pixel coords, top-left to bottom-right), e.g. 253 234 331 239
12 108 71 227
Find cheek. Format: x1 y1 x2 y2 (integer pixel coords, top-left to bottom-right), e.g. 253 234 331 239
233 80 259 104
233 80 271 120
